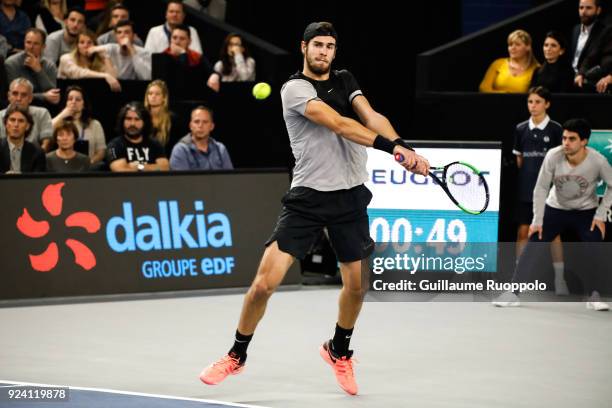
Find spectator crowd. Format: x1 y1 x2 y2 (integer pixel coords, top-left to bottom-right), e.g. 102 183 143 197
1 0 252 173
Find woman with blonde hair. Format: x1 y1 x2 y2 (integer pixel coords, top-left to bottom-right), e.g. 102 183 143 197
35 0 67 34
144 79 176 152
58 30 121 92
479 29 539 93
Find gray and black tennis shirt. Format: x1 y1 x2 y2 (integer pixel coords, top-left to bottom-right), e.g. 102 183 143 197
280 69 368 191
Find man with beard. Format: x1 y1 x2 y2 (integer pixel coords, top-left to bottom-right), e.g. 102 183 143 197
43 7 86 65
493 119 612 311
199 22 429 396
107 102 169 172
570 0 606 77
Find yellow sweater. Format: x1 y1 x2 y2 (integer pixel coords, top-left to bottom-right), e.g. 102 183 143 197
479 58 539 93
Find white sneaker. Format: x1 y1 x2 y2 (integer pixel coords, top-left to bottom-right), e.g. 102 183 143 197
586 301 610 311
586 291 610 311
492 291 520 307
554 279 570 296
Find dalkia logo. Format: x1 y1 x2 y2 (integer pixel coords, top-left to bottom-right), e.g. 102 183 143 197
16 183 101 272
105 200 232 252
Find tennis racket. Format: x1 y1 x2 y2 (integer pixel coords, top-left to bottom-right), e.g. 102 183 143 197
395 153 490 215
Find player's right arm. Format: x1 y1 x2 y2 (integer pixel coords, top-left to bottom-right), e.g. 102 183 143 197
303 99 427 175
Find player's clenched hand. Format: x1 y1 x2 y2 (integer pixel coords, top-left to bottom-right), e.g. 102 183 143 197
528 224 542 240
394 145 429 176
393 145 417 169
412 154 429 176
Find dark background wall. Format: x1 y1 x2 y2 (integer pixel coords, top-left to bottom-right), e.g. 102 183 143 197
462 0 533 34
224 0 462 138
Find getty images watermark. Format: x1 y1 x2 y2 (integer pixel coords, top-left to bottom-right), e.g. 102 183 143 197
362 242 611 302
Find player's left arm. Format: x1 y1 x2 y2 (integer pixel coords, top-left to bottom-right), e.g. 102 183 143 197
351 95 399 140
351 95 429 170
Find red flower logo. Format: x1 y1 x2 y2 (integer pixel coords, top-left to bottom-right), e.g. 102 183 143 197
16 183 101 272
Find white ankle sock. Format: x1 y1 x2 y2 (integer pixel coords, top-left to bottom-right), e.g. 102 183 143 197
553 262 564 281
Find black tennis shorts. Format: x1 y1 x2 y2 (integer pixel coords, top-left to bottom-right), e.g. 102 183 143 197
265 184 375 263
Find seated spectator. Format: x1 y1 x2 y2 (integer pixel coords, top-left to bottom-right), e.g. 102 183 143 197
570 0 605 74
52 85 106 164
96 3 142 46
153 24 212 98
479 29 539 93
43 6 86 65
0 78 53 150
0 34 9 58
144 79 178 153
58 30 120 91
35 0 66 34
530 31 575 93
107 102 169 172
0 104 46 173
170 106 233 171
5 28 60 105
46 119 90 172
0 0 32 54
575 24 612 93
144 0 202 54
207 33 255 91
88 20 151 80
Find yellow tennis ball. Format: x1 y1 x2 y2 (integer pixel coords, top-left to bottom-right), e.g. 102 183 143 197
252 82 271 100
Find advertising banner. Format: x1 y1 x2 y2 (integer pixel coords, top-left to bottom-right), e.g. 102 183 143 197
0 172 299 300
588 130 612 196
365 142 501 273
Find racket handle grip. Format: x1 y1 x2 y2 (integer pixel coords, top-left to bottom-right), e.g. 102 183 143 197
394 153 404 162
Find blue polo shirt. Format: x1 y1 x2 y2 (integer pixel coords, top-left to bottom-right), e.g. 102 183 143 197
512 116 563 202
0 8 31 50
169 134 234 171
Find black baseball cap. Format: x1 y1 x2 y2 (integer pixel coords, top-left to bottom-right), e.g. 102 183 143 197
303 22 338 42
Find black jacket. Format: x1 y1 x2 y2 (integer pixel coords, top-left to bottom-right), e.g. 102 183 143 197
0 138 46 173
571 20 607 72
579 24 612 76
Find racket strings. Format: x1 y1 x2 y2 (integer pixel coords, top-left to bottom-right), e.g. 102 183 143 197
444 163 488 213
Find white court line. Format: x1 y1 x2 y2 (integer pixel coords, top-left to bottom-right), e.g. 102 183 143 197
0 380 269 408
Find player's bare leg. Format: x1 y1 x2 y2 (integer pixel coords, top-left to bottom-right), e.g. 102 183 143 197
337 260 366 329
200 241 294 385
320 259 366 395
237 241 295 335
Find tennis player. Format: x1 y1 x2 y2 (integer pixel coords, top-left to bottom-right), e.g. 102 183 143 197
200 21 429 395
494 118 612 311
